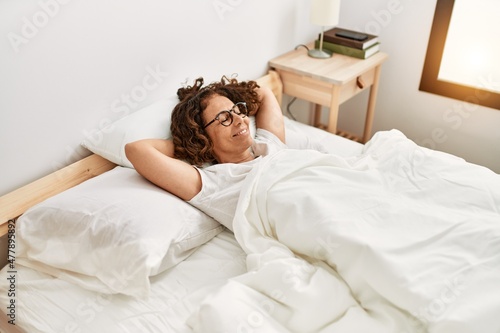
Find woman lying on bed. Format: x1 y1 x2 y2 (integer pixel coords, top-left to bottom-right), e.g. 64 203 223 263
126 76 500 333
125 76 287 229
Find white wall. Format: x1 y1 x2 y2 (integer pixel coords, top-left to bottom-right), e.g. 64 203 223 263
1 0 499 196
0 0 316 196
336 0 500 173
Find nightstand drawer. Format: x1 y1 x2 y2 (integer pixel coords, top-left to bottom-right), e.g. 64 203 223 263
278 70 332 106
278 67 375 107
339 67 375 104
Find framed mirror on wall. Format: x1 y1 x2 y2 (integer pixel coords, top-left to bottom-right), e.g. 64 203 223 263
419 0 500 110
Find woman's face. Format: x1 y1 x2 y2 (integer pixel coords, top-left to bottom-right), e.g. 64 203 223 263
202 94 253 163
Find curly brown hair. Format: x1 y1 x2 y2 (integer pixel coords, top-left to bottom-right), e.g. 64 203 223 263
170 76 261 166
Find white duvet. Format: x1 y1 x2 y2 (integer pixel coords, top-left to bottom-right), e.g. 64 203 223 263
189 130 500 333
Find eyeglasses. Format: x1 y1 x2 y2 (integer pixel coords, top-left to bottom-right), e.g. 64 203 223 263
203 102 248 129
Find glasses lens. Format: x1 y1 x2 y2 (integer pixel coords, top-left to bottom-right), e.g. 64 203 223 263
218 111 232 126
233 102 248 117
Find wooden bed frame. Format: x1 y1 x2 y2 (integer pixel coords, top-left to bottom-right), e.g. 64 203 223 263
0 71 283 241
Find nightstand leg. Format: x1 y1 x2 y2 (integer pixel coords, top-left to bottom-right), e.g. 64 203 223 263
327 86 341 134
314 104 322 127
363 65 382 143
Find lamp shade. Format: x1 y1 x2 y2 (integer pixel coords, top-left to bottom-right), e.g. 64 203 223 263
310 0 340 26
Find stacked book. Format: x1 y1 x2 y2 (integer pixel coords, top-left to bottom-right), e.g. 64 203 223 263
316 27 380 59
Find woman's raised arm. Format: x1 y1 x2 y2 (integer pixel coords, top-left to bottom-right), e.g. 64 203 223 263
125 139 202 201
253 86 285 143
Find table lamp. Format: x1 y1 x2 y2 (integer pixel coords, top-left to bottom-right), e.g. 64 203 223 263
308 0 341 58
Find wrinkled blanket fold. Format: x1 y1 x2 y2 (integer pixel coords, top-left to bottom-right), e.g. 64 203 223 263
189 130 500 333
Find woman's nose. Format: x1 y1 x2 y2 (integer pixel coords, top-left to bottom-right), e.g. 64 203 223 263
233 113 245 125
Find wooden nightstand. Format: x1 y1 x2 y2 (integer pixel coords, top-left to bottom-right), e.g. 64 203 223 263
269 44 388 143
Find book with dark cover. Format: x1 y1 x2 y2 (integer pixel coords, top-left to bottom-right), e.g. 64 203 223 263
322 28 378 50
315 40 380 59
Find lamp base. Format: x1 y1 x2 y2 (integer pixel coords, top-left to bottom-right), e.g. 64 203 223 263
308 48 333 59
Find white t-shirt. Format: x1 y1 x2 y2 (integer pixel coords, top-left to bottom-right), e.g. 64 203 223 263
188 129 286 231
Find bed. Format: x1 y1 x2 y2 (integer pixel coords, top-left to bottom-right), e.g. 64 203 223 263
1 71 499 333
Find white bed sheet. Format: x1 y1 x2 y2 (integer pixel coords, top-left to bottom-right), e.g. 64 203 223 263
0 230 245 333
284 117 364 157
0 120 362 333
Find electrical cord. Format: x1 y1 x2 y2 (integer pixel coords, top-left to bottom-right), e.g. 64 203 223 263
286 97 298 121
294 44 310 52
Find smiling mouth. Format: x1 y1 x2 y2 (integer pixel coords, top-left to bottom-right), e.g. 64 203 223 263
232 129 248 137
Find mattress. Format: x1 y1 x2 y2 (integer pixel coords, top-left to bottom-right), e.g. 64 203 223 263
0 119 363 333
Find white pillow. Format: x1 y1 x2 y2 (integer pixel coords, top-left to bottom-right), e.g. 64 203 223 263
81 96 327 167
16 166 224 298
81 96 179 168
